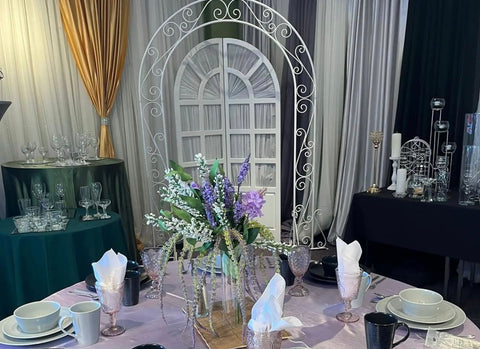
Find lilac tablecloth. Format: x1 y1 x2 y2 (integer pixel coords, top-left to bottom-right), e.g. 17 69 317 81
3 261 479 348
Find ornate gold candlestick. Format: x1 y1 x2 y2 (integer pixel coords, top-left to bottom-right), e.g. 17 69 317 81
367 131 383 194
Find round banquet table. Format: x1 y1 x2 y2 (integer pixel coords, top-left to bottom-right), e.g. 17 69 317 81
1 158 137 261
4 260 479 349
0 210 129 323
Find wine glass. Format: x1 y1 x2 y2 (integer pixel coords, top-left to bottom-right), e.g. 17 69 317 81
50 134 64 165
141 247 164 299
32 182 46 205
335 267 363 323
98 199 111 219
26 141 37 162
287 245 311 297
95 281 126 336
21 144 30 163
79 185 93 220
89 135 100 159
38 146 48 162
90 182 102 217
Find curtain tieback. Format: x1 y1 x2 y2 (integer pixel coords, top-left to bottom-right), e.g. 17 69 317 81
101 117 111 126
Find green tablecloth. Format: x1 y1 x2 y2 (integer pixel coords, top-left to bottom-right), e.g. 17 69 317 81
0 210 129 321
1 158 137 261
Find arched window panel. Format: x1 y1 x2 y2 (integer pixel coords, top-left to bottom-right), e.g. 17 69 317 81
254 104 276 129
192 43 221 77
229 134 250 158
250 63 276 98
179 64 201 100
179 106 200 132
255 134 276 158
181 136 201 162
205 135 223 159
229 104 250 129
256 164 276 187
204 74 221 99
226 43 259 76
228 73 249 99
204 105 222 130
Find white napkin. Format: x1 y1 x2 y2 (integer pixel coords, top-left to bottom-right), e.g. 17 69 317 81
248 274 303 332
336 237 362 275
91 249 127 287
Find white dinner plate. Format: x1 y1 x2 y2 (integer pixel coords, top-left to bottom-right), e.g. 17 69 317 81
387 296 456 324
376 296 466 331
2 307 72 340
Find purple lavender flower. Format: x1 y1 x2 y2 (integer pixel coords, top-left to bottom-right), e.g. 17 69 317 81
241 190 265 219
223 177 234 208
236 154 251 187
201 182 217 227
190 181 200 190
233 198 244 224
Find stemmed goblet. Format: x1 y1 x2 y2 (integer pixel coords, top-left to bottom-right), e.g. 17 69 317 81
98 199 111 219
335 267 363 323
287 245 311 297
141 247 164 299
38 146 48 162
95 281 126 336
32 182 46 206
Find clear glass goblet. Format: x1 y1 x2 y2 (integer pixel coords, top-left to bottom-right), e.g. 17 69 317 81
38 146 48 162
95 281 125 336
335 267 363 323
98 199 111 219
287 245 311 297
21 144 30 163
141 247 163 299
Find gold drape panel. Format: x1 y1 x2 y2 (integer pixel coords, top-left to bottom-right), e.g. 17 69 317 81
59 0 129 158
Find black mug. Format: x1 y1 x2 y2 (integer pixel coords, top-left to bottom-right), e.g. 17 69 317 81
364 312 409 349
123 270 141 306
279 254 295 286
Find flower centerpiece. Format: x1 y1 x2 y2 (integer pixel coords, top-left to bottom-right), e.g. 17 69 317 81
145 153 289 339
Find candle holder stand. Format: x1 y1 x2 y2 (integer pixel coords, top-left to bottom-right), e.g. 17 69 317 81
367 131 383 194
387 156 400 191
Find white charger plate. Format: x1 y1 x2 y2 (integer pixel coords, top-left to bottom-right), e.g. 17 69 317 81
2 307 72 340
376 296 466 331
387 296 456 324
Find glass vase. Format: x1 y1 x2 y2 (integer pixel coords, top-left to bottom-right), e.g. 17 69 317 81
221 253 244 326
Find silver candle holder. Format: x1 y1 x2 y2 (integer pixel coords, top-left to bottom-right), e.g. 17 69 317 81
367 131 383 194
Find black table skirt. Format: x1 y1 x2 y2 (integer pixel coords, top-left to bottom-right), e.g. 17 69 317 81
343 189 480 263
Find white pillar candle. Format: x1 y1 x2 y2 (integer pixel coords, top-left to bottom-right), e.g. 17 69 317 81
391 133 402 158
396 169 407 194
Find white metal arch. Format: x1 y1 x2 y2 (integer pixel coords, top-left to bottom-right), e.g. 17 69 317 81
138 0 325 248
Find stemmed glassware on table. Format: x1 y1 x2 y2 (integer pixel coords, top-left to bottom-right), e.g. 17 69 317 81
38 145 48 162
32 182 46 206
75 132 90 165
287 244 311 297
95 281 125 336
79 185 94 220
90 182 102 218
89 135 100 160
98 199 111 219
26 142 37 162
51 134 65 165
335 267 363 323
21 144 30 163
141 247 164 299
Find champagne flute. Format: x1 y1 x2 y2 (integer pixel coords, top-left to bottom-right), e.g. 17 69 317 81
287 245 311 297
335 268 363 323
90 182 102 218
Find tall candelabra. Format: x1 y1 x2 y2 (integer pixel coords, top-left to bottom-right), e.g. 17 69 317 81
367 131 383 194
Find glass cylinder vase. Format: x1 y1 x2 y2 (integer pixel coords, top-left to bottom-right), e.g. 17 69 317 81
459 113 480 205
221 253 245 326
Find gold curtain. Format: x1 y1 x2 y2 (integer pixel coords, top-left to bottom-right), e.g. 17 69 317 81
59 0 129 158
